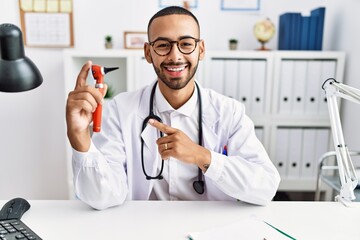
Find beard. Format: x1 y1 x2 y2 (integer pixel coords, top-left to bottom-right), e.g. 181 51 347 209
153 58 200 90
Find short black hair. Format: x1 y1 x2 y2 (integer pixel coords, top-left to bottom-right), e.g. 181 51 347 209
147 6 200 40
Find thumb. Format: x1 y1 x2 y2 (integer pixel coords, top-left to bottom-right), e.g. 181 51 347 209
102 83 109 98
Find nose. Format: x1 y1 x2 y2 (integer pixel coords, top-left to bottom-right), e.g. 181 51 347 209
167 42 182 61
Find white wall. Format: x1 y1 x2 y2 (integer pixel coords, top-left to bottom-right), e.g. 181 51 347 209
1 0 359 199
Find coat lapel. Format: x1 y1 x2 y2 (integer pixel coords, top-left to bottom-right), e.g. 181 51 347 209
136 82 161 199
201 88 221 152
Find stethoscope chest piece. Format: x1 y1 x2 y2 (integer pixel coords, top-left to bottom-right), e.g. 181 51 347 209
193 180 205 194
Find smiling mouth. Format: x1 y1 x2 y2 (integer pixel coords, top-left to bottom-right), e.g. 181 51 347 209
164 64 188 72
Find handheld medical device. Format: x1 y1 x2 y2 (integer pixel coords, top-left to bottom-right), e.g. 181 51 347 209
90 64 118 132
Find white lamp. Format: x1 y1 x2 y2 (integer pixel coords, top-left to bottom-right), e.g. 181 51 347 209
322 78 360 206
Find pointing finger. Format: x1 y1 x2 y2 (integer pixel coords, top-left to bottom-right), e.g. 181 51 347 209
148 119 176 135
75 60 92 89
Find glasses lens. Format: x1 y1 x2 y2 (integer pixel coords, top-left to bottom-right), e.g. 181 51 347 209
152 40 172 56
178 38 197 54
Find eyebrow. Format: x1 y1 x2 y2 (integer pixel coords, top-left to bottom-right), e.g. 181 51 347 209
150 35 197 42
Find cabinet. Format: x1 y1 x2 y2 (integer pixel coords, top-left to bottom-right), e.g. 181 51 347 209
63 49 345 200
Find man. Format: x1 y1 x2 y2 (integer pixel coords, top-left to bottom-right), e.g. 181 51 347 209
66 6 280 210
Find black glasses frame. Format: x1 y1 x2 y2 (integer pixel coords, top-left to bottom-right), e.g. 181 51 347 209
148 37 201 56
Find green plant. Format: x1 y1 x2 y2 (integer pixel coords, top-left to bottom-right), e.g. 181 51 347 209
229 39 238 43
105 35 112 43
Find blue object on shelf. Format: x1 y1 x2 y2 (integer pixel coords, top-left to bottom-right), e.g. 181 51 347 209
278 7 325 51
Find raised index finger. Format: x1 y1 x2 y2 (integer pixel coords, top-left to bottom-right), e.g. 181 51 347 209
75 60 92 89
148 119 176 135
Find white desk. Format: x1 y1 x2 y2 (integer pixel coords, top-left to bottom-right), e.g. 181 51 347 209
2 200 360 240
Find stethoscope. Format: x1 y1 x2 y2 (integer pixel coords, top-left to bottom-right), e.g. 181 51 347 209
141 81 205 195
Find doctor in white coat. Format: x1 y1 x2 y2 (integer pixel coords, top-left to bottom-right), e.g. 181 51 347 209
66 6 280 210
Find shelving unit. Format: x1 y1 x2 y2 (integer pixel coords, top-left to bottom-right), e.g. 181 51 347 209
63 49 345 200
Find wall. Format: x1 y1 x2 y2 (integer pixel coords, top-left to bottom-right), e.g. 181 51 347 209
0 0 359 199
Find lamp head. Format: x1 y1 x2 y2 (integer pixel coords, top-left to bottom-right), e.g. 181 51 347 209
0 23 43 92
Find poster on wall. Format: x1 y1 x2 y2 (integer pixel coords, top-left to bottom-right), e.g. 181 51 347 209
18 0 74 47
221 0 260 11
159 0 198 9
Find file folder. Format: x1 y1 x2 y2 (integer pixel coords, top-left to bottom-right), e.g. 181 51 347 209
278 60 294 114
209 59 225 94
237 60 253 111
301 128 317 178
287 128 303 178
304 60 322 114
319 60 336 114
275 128 289 177
223 59 239 99
251 60 266 114
291 60 307 114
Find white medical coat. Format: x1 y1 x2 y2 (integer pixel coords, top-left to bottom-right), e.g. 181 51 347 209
72 82 281 210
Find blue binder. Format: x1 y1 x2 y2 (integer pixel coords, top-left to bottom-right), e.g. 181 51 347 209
310 7 326 50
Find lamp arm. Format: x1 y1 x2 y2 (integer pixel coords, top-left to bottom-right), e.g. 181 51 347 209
322 78 359 203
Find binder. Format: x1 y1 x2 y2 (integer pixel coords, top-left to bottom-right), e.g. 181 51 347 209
319 60 336 114
223 60 239 99
304 60 321 114
275 128 289 177
291 60 307 114
255 127 264 144
286 128 303 179
237 60 253 111
311 7 326 50
314 128 330 175
300 16 310 50
308 15 319 50
251 60 266 114
278 60 294 114
278 13 293 50
209 59 225 94
292 13 302 50
300 128 317 178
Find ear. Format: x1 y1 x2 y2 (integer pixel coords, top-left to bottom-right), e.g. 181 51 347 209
198 40 205 61
144 43 153 63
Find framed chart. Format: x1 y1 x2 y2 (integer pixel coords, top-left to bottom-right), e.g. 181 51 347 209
18 0 74 47
221 0 260 11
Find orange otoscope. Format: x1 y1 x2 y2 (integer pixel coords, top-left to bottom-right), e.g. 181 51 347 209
91 64 119 132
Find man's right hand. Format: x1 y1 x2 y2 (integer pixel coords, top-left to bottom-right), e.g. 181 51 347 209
66 61 107 152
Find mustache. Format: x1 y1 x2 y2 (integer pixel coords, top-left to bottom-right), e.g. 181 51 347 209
161 62 188 67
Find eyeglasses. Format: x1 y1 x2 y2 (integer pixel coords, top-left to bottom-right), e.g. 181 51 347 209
148 37 201 56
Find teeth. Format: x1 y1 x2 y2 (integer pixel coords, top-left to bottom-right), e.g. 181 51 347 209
167 67 185 72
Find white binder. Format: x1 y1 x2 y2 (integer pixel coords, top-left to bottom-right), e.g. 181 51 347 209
314 128 330 175
304 60 322 114
237 60 253 111
286 128 303 179
251 60 266 114
300 128 317 178
275 128 289 177
254 127 264 144
223 59 239 99
292 60 307 115
209 59 225 94
278 60 294 114
319 61 336 114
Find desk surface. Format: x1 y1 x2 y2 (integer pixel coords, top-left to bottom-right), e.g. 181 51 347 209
1 200 359 240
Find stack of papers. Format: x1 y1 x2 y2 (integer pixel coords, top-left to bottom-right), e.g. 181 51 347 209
187 216 296 240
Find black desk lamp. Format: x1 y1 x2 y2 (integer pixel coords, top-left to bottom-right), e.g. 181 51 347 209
0 23 42 92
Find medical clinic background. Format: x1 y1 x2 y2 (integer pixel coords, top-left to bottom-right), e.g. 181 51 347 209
0 0 360 201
